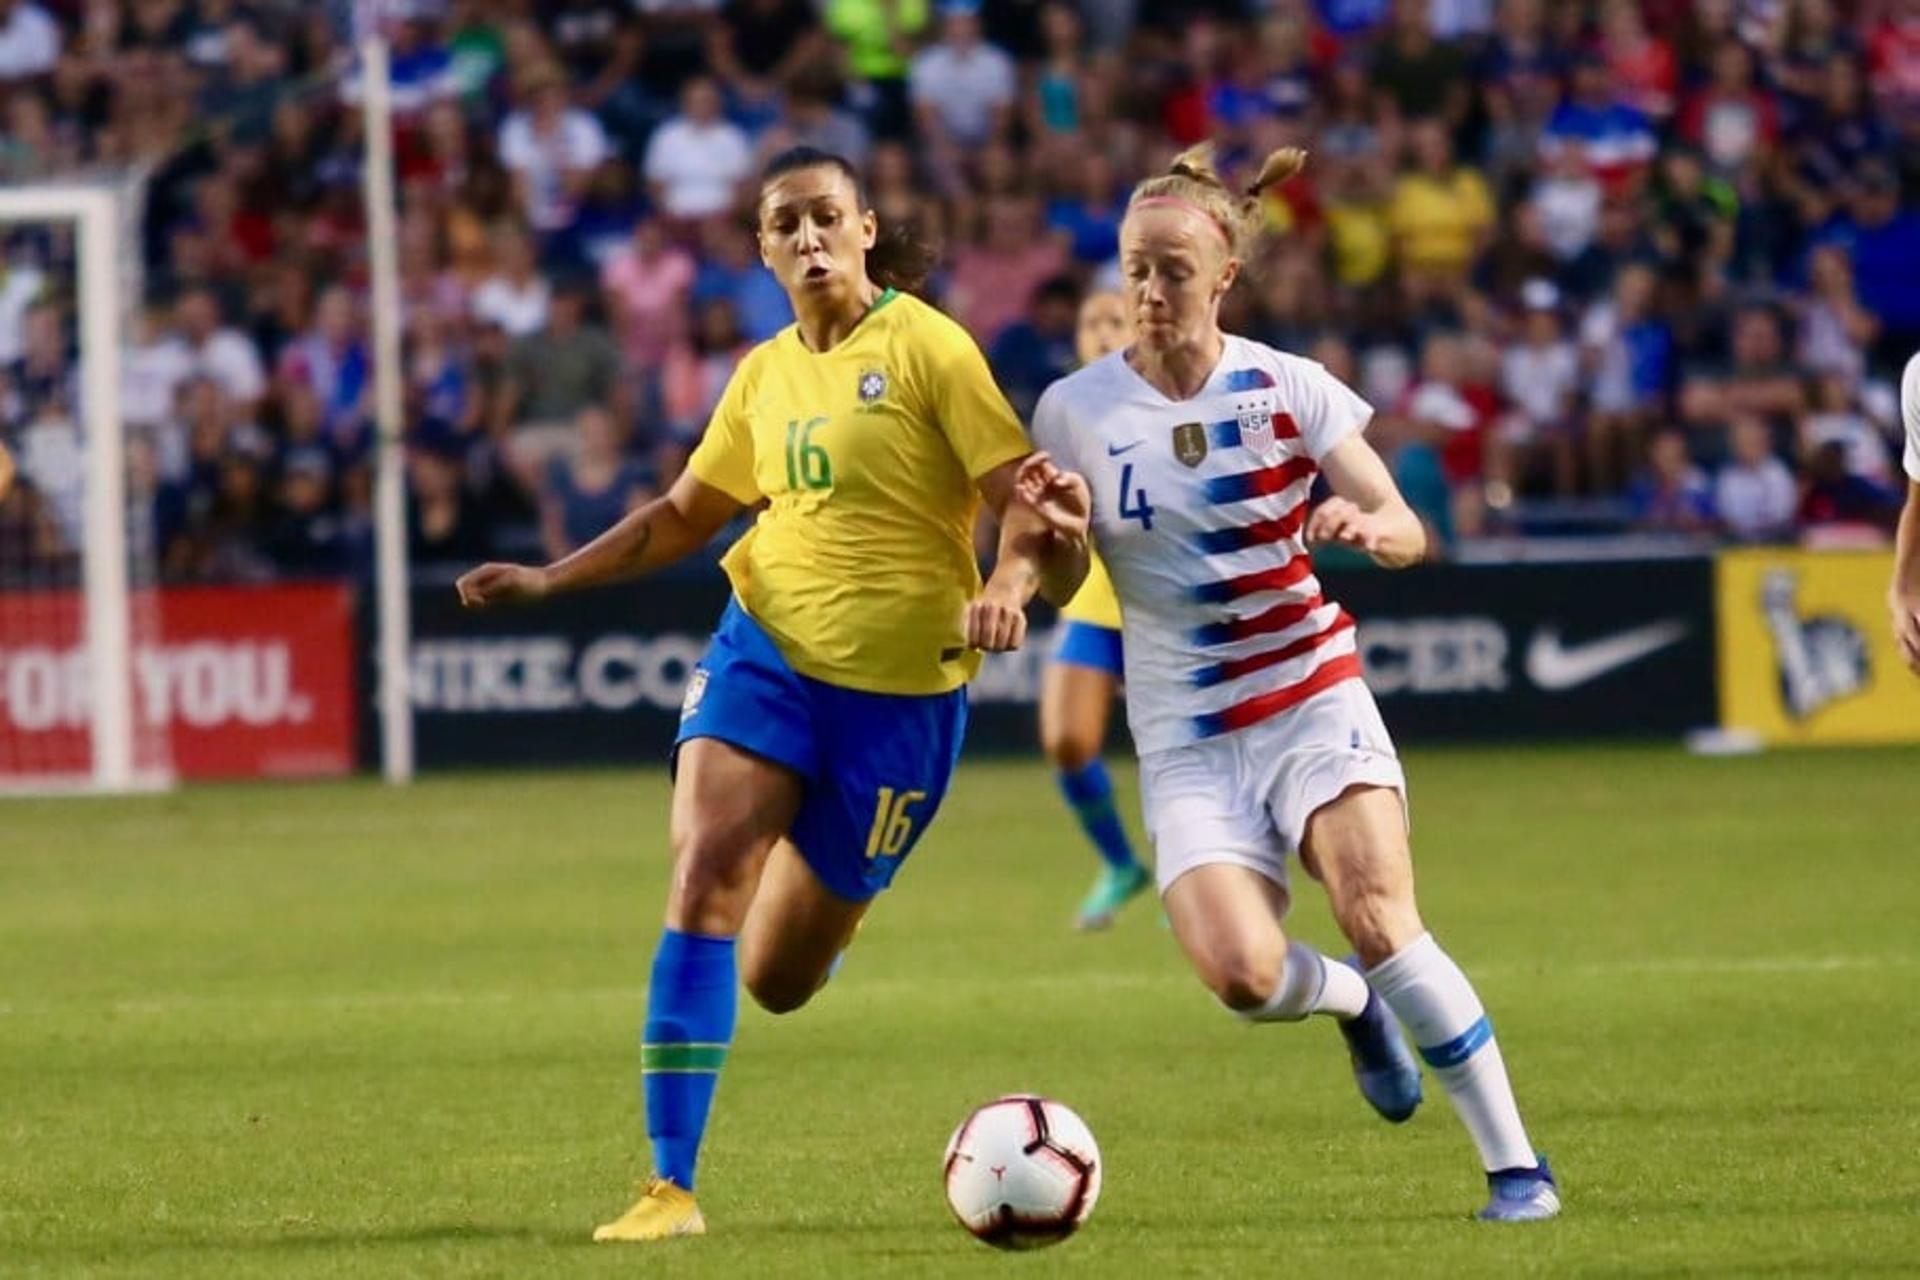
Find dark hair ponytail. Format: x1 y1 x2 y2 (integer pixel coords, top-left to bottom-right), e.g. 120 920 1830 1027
757 146 936 294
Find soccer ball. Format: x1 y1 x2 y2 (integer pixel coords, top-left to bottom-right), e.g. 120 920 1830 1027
942 1095 1102 1249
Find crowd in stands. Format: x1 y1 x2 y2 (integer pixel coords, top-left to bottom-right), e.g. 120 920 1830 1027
1 0 1918 583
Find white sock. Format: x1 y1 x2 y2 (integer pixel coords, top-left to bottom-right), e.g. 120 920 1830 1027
1366 932 1536 1171
1241 941 1372 1023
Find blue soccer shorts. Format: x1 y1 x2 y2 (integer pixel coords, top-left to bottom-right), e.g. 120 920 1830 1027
674 598 969 903
1052 620 1124 677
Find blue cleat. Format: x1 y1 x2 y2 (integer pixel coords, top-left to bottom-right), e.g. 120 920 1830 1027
1479 1155 1561 1222
1337 966 1423 1123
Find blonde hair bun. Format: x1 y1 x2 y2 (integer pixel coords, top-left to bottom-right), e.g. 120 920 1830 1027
1132 144 1309 259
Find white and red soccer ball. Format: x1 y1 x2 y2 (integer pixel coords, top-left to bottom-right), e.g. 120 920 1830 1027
943 1095 1102 1249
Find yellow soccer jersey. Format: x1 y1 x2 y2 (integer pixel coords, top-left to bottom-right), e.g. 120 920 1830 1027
687 289 1031 695
1058 550 1122 630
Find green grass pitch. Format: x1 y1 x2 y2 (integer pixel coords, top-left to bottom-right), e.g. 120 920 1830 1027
4 745 1919 1278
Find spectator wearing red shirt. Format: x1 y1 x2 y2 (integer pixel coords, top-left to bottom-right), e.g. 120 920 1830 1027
1599 0 1676 121
946 194 1069 347
1396 330 1500 535
1868 0 1920 124
1679 41 1780 176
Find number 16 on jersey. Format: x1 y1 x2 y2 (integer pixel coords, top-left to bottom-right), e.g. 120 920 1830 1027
866 786 927 858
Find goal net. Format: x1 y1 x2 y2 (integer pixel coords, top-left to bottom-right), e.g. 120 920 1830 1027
0 181 174 793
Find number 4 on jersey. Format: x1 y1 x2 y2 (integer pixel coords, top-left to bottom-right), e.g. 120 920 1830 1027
1118 462 1155 530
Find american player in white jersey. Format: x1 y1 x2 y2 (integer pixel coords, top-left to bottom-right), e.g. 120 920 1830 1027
1891 352 1920 673
1022 143 1558 1222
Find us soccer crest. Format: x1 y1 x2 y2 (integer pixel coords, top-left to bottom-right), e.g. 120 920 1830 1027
1237 403 1275 454
1171 421 1207 467
857 367 888 405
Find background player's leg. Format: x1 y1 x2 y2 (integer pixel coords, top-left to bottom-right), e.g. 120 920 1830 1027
1162 863 1369 1020
642 739 801 1198
1304 785 1553 1206
737 838 869 1014
1041 660 1148 930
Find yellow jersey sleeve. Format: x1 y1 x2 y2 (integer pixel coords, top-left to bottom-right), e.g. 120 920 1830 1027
685 357 762 505
1059 550 1122 629
916 311 1032 480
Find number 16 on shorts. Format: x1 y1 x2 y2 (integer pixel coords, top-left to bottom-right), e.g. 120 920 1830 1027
866 786 927 859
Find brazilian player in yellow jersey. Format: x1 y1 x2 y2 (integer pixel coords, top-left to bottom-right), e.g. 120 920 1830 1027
456 146 1090 1243
1039 292 1155 930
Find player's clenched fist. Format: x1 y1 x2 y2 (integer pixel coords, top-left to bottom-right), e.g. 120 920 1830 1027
456 562 550 608
0 441 14 504
1305 496 1385 556
963 591 1028 652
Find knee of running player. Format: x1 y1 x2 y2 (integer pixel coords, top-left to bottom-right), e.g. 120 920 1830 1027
1320 853 1424 968
1198 929 1289 1013
1040 706 1103 773
1304 792 1425 967
667 821 768 936
739 952 820 1015
1042 727 1100 774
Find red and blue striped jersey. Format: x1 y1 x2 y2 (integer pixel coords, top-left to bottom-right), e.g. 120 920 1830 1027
1030 335 1372 753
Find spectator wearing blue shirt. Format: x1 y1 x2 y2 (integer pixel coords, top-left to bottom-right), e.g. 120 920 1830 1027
542 404 657 560
553 160 649 275
1316 0 1390 39
275 287 370 448
1845 165 1920 360
690 217 793 343
1541 54 1658 191
1044 151 1124 268
1627 429 1715 533
264 446 347 577
988 275 1079 420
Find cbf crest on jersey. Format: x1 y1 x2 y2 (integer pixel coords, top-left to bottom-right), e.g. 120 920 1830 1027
857 367 889 406
1237 402 1275 455
1172 421 1208 467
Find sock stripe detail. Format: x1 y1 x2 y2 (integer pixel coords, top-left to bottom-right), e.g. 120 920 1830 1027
642 1042 730 1073
1418 1016 1492 1069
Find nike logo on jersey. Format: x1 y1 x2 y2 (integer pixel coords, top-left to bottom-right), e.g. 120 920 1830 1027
1524 620 1689 691
1106 440 1145 456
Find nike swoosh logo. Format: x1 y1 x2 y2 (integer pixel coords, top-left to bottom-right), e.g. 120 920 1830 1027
1107 440 1145 456
1525 620 1690 691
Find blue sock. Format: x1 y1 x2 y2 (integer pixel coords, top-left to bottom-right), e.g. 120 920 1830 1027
1057 760 1138 872
641 929 737 1191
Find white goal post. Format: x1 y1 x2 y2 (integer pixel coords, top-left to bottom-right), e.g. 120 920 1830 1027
0 182 169 793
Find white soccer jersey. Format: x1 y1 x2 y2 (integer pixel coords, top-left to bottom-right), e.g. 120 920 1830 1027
1032 335 1373 755
1902 351 1920 484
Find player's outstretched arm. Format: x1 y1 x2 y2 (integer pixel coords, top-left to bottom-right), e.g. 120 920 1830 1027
1309 434 1429 569
964 453 1092 650
456 471 744 608
1891 482 1920 674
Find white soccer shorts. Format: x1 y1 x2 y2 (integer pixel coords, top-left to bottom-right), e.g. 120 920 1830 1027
1139 678 1409 902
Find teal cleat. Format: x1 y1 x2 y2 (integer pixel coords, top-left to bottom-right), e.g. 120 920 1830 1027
1074 862 1153 931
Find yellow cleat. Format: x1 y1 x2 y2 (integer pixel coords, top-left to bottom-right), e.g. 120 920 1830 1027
591 1176 707 1243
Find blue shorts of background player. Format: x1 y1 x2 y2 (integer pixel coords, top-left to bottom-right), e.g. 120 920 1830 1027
1052 620 1123 677
675 599 969 902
